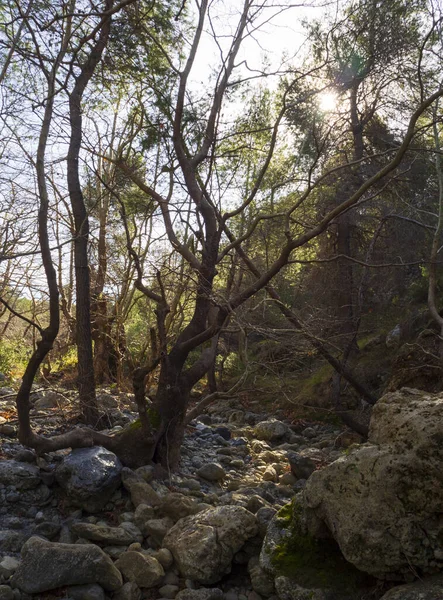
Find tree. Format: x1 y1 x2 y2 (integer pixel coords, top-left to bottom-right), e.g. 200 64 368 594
2 0 443 468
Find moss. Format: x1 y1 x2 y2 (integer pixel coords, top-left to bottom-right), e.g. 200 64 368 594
146 406 161 429
270 501 371 594
128 419 142 430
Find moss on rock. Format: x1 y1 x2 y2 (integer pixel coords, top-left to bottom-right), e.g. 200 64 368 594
269 501 371 595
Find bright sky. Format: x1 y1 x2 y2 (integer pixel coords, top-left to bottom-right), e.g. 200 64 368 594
190 0 328 88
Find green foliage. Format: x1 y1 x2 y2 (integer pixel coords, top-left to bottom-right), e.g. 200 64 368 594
0 339 30 378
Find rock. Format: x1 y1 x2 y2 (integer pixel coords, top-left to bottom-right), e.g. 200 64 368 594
71 522 141 545
112 582 141 600
34 390 68 409
0 530 28 553
55 447 122 513
175 589 224 600
248 556 275 597
121 468 161 507
0 556 20 578
0 586 14 600
0 460 41 490
134 465 154 482
14 449 36 463
158 584 180 598
134 504 156 534
67 583 105 600
96 393 119 409
197 463 226 482
287 453 316 480
160 492 201 521
274 577 326 600
304 388 443 579
142 517 174 544
254 420 290 442
262 466 277 482
385 324 402 348
163 505 257 584
114 551 164 588
151 548 174 569
214 426 231 440
11 536 122 593
279 472 297 486
33 521 61 540
379 575 443 599
256 507 277 538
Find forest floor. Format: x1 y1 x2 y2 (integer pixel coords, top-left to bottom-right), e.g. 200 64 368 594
0 385 386 600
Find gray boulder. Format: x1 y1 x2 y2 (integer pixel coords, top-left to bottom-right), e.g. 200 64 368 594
304 388 443 579
11 536 122 593
0 586 14 600
55 447 122 513
34 390 68 409
380 575 443 599
254 420 290 442
163 505 257 584
67 583 105 600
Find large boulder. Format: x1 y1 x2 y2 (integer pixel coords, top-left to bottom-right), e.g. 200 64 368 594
163 505 257 584
11 536 122 594
304 388 443 579
55 447 122 513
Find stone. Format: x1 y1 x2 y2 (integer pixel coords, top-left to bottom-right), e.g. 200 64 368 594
287 453 316 480
0 530 28 554
34 390 68 409
175 589 224 600
256 507 277 538
254 420 290 442
279 472 297 486
0 460 41 490
385 324 402 349
96 393 119 409
135 465 154 482
0 586 14 600
197 463 226 482
142 517 174 544
121 468 161 507
112 582 141 600
11 536 122 593
379 575 443 599
158 584 180 598
114 551 164 588
0 557 20 578
67 583 105 600
163 505 257 584
214 426 231 440
262 466 277 482
304 388 443 579
152 548 174 569
274 577 326 600
71 522 141 545
248 556 275 597
160 493 201 521
33 521 61 540
55 447 122 513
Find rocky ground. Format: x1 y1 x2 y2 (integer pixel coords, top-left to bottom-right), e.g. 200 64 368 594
0 385 442 600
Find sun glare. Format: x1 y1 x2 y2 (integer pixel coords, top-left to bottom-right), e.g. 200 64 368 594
319 92 338 112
